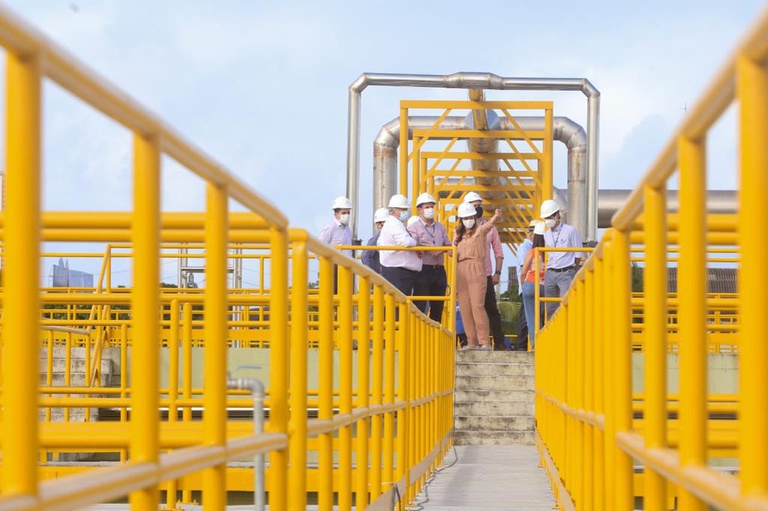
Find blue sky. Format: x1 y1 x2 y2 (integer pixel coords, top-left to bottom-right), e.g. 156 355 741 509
2 0 764 284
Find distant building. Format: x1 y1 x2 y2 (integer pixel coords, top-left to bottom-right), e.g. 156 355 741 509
666 267 737 294
51 258 94 288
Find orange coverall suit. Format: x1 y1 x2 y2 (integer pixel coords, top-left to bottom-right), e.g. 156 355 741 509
454 221 494 347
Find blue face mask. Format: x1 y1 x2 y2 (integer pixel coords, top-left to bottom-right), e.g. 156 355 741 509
399 210 410 222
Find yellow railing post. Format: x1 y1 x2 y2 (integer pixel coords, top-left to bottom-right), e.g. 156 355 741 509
370 284 385 501
601 235 616 509
2 48 41 500
383 293 396 492
612 228 634 510
677 135 707 511
130 132 161 510
167 298 180 507
396 302 411 504
338 265 354 511
737 51 768 499
202 182 229 510
269 226 290 510
318 256 335 511
592 257 605 511
289 239 308 511
643 183 668 511
356 275 371 510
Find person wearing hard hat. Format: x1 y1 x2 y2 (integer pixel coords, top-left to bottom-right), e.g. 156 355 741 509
453 202 503 350
408 192 452 322
514 220 541 350
464 191 508 351
362 208 389 274
540 199 584 316
519 221 548 349
319 196 353 257
378 194 421 296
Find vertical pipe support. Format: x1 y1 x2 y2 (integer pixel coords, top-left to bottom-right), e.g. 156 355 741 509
129 132 161 510
2 49 41 499
643 183 668 511
269 226 290 510
289 240 309 511
677 135 707 511
737 52 768 497
202 182 229 510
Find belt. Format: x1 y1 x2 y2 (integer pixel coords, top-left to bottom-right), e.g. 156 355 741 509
422 264 445 269
549 265 575 273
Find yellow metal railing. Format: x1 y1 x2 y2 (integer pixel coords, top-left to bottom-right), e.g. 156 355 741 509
0 5 454 511
535 7 768 511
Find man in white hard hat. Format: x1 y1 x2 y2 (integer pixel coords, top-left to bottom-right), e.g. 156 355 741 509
408 192 451 322
362 207 389 274
319 196 353 257
463 191 508 351
540 199 584 316
378 194 421 296
514 220 540 350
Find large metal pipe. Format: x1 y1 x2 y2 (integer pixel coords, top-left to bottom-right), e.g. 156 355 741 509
347 72 600 240
597 189 737 228
372 115 587 234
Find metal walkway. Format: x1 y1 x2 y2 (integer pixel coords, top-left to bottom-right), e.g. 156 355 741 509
415 444 555 511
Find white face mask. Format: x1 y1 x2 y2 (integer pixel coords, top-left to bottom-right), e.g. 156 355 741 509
544 218 556 229
423 207 435 220
338 213 350 225
399 210 410 222
462 218 475 229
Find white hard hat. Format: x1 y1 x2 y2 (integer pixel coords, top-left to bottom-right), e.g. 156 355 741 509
406 216 420 228
332 196 352 210
463 191 483 204
388 194 410 209
533 222 547 235
373 207 389 223
457 202 477 218
528 219 541 229
415 192 436 207
540 199 560 219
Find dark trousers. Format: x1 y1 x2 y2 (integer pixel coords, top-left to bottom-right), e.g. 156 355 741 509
516 300 529 351
413 264 448 323
382 266 418 298
484 276 506 347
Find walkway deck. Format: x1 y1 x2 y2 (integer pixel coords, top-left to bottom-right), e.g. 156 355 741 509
416 444 555 511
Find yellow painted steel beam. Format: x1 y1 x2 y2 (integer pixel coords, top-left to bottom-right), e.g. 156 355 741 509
737 50 768 500
2 47 41 501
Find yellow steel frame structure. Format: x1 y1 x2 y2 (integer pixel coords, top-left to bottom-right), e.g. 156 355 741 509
398 99 553 250
0 5 455 511
535 8 768 511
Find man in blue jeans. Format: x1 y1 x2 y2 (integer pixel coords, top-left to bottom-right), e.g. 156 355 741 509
540 199 584 317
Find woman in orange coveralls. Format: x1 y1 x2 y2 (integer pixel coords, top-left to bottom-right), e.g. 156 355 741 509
453 202 502 350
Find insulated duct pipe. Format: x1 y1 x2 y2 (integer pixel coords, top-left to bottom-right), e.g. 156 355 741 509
373 115 587 235
597 189 737 228
347 72 600 240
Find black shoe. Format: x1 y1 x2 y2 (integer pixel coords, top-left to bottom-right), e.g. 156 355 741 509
494 342 510 351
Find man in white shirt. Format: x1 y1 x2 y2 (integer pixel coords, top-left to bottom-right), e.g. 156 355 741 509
378 194 421 296
408 192 451 322
319 196 353 256
540 199 584 317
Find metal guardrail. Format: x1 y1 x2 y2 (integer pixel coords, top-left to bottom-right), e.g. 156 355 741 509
535 7 768 511
0 5 454 511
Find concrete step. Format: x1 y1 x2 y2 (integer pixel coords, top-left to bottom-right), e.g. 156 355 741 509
39 407 96 423
456 350 534 364
455 361 535 378
455 375 534 391
454 389 534 403
40 347 91 359
455 415 535 432
39 357 113 374
454 430 535 445
454 400 534 417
